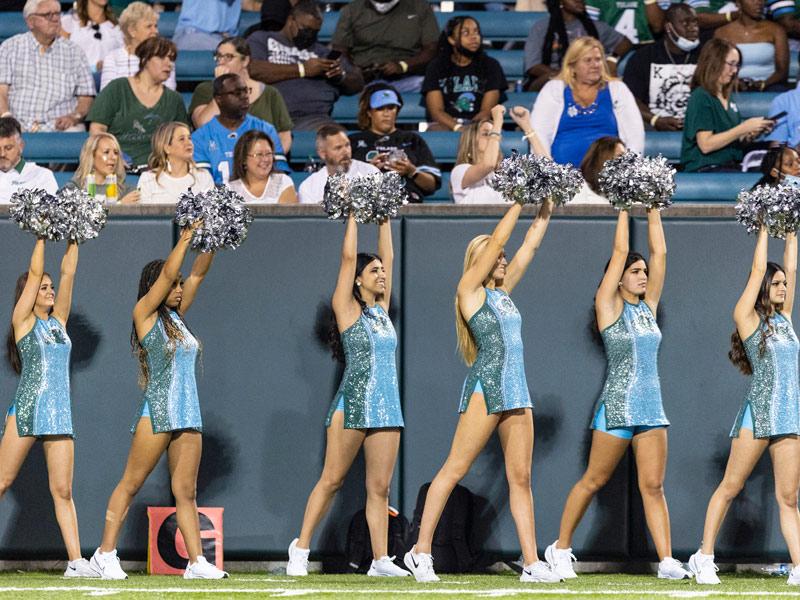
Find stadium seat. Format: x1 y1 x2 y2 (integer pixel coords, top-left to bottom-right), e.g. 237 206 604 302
175 51 215 81
23 132 87 163
487 49 524 80
644 132 682 163
672 172 759 202
0 12 26 43
736 92 780 118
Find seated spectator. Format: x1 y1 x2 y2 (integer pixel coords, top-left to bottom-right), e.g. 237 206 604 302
0 116 57 202
573 135 625 203
331 0 439 93
298 124 379 204
173 0 258 52
714 0 788 91
138 122 214 204
61 0 124 77
248 0 362 131
88 37 189 169
766 84 800 147
259 0 294 31
531 37 643 166
0 0 95 132
691 0 738 32
350 84 440 203
766 0 800 43
189 37 293 153
229 130 297 203
586 0 664 45
623 4 700 132
421 17 508 132
192 74 289 184
101 2 176 91
63 132 139 203
525 0 630 91
752 143 800 187
681 38 774 171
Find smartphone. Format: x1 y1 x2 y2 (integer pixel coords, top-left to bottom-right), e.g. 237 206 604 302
327 49 342 61
768 110 788 121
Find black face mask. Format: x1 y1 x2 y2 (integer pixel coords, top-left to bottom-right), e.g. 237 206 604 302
293 27 318 50
456 44 481 59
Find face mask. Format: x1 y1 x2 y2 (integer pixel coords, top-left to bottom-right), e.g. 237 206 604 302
456 43 481 59
783 174 800 188
293 27 318 50
667 25 699 52
370 0 400 13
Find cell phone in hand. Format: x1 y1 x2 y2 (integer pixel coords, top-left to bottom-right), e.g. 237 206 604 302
768 110 787 122
327 49 342 61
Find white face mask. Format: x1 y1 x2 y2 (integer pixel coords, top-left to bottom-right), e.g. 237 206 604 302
667 24 699 52
783 174 800 188
370 0 400 13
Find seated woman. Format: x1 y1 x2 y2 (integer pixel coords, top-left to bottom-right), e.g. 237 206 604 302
421 16 508 132
189 37 293 153
531 36 643 167
137 122 215 204
681 38 774 172
714 0 788 91
62 133 139 204
572 136 626 204
228 131 296 204
349 83 441 203
752 144 800 188
61 0 124 79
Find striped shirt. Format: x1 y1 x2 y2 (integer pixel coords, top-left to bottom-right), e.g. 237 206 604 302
100 46 177 91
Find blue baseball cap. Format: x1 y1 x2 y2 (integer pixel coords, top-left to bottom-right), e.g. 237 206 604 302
369 89 403 109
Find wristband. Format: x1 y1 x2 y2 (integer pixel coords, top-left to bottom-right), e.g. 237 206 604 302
399 60 409 73
522 131 537 141
453 123 463 131
297 62 305 78
650 114 660 127
488 131 501 137
607 55 619 63
725 10 732 21
644 0 657 5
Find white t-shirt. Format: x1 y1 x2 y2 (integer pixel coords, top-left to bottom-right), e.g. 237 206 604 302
100 46 177 91
571 181 609 205
450 163 505 204
137 169 215 204
61 12 124 72
0 161 58 203
298 160 379 204
228 173 294 203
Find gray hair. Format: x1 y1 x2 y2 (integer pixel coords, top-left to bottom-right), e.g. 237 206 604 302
22 0 54 19
119 1 158 44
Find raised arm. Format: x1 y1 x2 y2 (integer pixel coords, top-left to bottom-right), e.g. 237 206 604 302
509 105 549 158
503 198 553 294
331 215 361 331
783 231 797 317
733 225 768 336
51 241 78 326
178 252 215 316
643 208 666 310
595 210 630 329
377 219 393 313
460 104 505 188
12 239 46 337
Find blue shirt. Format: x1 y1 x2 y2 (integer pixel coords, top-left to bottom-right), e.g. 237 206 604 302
192 114 289 184
766 88 800 147
177 0 241 35
551 85 618 167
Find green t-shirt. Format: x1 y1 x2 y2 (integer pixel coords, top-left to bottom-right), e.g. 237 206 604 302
87 78 190 167
585 0 653 44
693 0 737 14
681 86 743 172
188 81 294 132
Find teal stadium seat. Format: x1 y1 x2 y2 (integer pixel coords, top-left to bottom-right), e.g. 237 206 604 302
22 132 87 163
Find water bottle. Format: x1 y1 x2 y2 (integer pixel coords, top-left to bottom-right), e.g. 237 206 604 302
763 563 790 576
515 79 523 93
86 173 96 197
104 174 118 204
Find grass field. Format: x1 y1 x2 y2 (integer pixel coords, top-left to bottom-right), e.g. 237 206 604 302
3 572 800 599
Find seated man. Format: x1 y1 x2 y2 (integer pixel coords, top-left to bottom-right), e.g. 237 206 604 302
0 0 95 132
0 116 58 202
331 0 439 93
623 4 700 131
766 82 800 148
298 123 378 204
192 74 290 184
248 0 363 131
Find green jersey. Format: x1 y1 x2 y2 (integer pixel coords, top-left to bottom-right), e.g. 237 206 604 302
585 0 654 44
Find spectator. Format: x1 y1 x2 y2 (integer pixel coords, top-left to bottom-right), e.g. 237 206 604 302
88 37 188 169
714 0 788 91
248 0 362 131
101 2 177 91
752 143 800 187
351 84 441 203
172 0 253 52
229 130 297 203
531 36 643 167
192 73 289 184
137 121 214 204
572 135 625 203
63 132 139 203
60 0 124 77
623 4 700 132
0 0 95 132
421 16 508 132
259 0 294 31
298 124 379 204
681 38 774 171
0 116 57 202
586 0 665 45
766 0 800 42
331 0 439 93
189 37 292 153
766 84 800 147
525 0 630 91
691 0 738 32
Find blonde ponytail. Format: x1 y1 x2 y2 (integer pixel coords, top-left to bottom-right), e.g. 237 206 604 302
455 235 491 365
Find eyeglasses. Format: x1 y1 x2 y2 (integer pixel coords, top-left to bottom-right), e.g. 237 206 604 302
724 60 741 69
247 152 274 160
31 11 60 21
91 23 102 40
213 52 241 63
221 86 251 97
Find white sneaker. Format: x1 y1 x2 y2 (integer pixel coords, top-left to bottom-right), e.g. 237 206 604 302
520 560 563 583
403 546 439 583
788 565 800 585
183 556 229 579
688 550 721 585
367 555 411 577
545 541 578 580
658 557 692 580
63 558 99 578
286 538 310 576
89 548 128 580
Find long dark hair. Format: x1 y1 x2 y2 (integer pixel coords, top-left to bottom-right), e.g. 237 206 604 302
438 16 488 81
589 252 650 345
753 145 789 189
6 272 52 375
729 262 785 375
542 0 599 69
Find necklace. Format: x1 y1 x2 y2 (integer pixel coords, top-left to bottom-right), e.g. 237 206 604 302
664 40 690 65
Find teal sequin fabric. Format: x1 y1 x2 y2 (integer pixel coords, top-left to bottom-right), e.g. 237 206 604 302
730 314 800 439
459 288 532 414
325 305 404 429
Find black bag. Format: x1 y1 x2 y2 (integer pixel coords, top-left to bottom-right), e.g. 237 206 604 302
345 508 411 573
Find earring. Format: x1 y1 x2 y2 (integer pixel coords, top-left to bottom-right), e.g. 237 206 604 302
166 159 172 174
356 281 362 287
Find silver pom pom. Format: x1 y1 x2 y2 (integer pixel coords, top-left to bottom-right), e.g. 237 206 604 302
597 151 675 211
736 183 800 239
489 151 583 206
323 172 351 220
175 186 253 252
323 171 408 223
9 187 107 243
10 188 60 239
56 187 108 244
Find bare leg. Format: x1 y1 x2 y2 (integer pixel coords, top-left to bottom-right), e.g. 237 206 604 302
0 416 37 499
99 419 171 552
415 394 500 554
556 431 629 549
362 428 401 559
167 430 203 562
42 436 81 560
769 436 800 565
297 411 366 549
631 428 671 560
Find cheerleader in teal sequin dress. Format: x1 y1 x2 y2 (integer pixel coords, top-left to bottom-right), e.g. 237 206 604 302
286 215 409 578
90 223 227 580
688 227 800 585
2 239 94 576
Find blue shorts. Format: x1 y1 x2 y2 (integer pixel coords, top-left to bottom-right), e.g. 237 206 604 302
740 403 754 431
592 404 665 440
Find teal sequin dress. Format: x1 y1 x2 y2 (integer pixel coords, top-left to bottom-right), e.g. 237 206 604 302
325 305 404 429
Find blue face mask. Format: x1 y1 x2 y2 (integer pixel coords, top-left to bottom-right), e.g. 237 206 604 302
783 174 800 188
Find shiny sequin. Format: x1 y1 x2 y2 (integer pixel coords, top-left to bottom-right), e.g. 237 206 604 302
730 314 800 439
131 311 202 434
459 288 532 414
325 306 404 429
7 317 73 437
593 301 669 428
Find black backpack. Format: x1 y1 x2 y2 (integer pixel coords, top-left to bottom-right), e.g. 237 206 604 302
345 508 411 573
